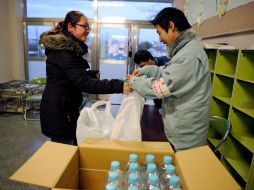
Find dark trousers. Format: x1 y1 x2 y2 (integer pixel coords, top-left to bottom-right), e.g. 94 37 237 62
51 137 77 146
153 99 162 109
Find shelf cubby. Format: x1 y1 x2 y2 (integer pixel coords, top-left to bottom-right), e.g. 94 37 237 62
210 97 230 118
215 50 238 77
206 49 217 72
232 80 254 118
246 157 254 190
223 136 252 183
212 75 234 105
222 158 247 188
237 50 254 84
211 73 214 83
207 127 225 154
230 109 254 153
208 48 254 190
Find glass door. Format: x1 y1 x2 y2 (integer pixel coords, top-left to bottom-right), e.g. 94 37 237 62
97 23 167 103
137 25 168 58
97 24 131 104
98 24 130 80
25 22 54 80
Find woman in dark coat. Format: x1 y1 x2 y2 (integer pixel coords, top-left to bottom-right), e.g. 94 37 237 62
39 11 125 145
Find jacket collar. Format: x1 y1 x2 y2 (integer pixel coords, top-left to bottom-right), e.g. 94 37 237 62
39 30 88 56
167 29 196 59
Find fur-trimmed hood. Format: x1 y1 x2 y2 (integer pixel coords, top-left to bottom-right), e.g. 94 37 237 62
39 31 87 56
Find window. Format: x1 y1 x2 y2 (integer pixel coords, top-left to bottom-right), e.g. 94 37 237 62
28 61 46 80
26 0 94 19
138 28 167 57
27 25 53 57
98 1 170 21
26 0 171 21
100 27 129 61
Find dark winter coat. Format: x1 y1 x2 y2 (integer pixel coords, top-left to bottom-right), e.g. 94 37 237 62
39 30 123 139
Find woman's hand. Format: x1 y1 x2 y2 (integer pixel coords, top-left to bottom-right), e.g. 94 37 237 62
96 72 100 79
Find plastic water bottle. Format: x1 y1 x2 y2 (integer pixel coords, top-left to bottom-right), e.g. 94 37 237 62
143 163 158 186
105 183 117 190
160 164 176 190
127 173 142 189
146 173 160 189
107 171 123 190
109 161 123 177
168 175 180 190
125 163 143 189
158 155 173 176
125 153 140 172
141 154 156 174
127 163 142 179
109 161 124 188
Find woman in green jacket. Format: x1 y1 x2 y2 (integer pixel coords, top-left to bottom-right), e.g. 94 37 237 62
127 7 211 151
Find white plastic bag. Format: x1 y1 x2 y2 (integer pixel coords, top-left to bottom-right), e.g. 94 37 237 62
76 100 115 145
110 91 145 141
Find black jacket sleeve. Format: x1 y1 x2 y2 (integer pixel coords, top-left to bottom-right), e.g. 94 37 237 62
56 51 123 94
86 70 99 79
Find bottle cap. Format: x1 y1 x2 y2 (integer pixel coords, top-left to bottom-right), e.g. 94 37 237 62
170 175 180 187
148 174 159 185
109 171 119 181
146 154 155 163
129 163 138 172
105 183 117 190
128 173 139 183
166 164 175 175
163 155 172 164
147 163 157 173
128 185 139 190
111 161 120 170
129 153 138 162
151 187 160 190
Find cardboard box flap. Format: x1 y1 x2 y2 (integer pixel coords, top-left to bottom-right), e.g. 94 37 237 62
175 146 241 190
78 138 174 189
80 138 173 153
10 141 78 188
79 138 174 171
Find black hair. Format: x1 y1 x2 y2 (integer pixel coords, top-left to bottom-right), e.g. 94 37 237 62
151 7 191 32
55 21 64 32
62 11 85 31
134 50 154 65
46 21 64 35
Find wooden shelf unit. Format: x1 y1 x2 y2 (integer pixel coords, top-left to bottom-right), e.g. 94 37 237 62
207 49 254 190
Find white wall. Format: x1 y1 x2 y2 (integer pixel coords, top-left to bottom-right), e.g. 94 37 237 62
0 0 25 83
174 0 254 50
182 0 254 25
0 0 12 83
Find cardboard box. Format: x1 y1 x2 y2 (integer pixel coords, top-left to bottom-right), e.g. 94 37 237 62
10 138 240 190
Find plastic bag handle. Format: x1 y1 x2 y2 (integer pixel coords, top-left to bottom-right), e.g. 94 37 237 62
91 100 111 111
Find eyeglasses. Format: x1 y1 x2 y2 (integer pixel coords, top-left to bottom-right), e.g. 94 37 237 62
76 23 90 30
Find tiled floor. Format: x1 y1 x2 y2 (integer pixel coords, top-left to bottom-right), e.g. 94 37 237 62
0 113 49 190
